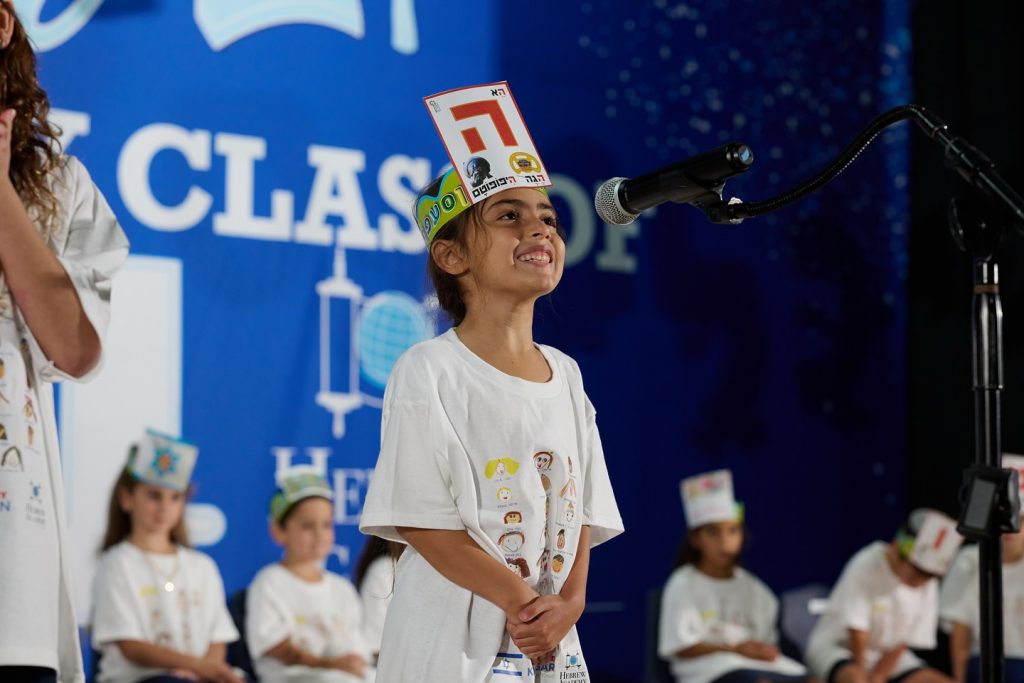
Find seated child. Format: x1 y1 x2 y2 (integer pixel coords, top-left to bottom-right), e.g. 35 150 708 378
246 468 371 682
806 508 963 683
939 454 1024 683
91 430 243 683
659 469 809 683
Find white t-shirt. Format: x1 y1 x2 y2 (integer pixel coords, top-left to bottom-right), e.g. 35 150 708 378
91 542 239 683
939 545 1024 657
806 542 938 679
0 155 128 682
246 563 371 682
658 564 807 683
359 329 624 682
359 555 395 657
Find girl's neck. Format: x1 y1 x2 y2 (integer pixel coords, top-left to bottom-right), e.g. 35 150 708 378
694 560 736 580
128 530 176 554
456 305 551 383
280 556 324 583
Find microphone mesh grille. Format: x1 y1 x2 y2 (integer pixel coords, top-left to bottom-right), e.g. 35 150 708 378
594 178 637 225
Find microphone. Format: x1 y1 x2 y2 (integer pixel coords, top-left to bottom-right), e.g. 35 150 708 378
594 142 754 225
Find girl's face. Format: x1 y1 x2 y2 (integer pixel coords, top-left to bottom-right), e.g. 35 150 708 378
464 188 564 303
273 497 335 564
691 520 744 573
119 483 186 538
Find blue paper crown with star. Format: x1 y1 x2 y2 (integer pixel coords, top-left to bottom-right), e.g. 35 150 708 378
126 429 199 492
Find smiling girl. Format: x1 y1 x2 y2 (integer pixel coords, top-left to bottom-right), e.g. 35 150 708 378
359 83 623 682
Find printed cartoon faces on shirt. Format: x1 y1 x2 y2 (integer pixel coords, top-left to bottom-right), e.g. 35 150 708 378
417 82 551 244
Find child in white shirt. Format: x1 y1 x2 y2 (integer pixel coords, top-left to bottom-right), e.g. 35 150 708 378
359 83 623 681
246 468 371 683
806 509 963 683
658 470 808 683
91 431 242 683
939 454 1024 683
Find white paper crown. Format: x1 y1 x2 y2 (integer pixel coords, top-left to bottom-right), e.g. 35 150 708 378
680 469 741 528
423 81 551 207
127 429 198 492
270 465 333 523
906 509 964 576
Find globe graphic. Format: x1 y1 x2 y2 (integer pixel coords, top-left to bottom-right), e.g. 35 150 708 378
358 291 433 389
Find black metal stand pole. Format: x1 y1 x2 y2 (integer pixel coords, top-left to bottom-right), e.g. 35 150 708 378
972 256 1005 683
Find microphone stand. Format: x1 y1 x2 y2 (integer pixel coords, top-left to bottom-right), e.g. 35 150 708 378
702 104 1024 683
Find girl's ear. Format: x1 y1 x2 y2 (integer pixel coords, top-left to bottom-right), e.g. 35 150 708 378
117 486 133 514
270 520 287 546
430 239 469 277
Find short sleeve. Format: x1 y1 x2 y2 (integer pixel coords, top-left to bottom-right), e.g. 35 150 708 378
658 570 707 658
939 549 977 633
245 569 293 658
580 395 624 547
824 549 876 634
91 551 147 645
359 355 464 541
200 555 238 645
31 156 129 383
331 577 370 659
907 582 939 649
753 578 781 645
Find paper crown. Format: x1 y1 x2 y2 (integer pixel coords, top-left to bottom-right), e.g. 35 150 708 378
126 429 198 492
270 466 334 524
1003 453 1024 516
416 81 552 244
680 470 743 528
896 508 964 576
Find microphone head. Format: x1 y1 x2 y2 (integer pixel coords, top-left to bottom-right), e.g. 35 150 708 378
594 177 637 225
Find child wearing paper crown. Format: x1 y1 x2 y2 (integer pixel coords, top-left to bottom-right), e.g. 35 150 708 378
245 467 372 683
359 81 623 682
91 430 243 683
939 454 1024 683
805 509 963 683
658 470 809 683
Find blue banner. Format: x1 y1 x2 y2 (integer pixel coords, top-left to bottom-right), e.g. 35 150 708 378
29 1 911 679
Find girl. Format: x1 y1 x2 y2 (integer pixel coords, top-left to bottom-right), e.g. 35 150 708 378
0 2 129 681
353 535 404 665
359 83 623 681
91 431 243 683
246 468 371 682
939 454 1024 683
658 470 808 683
805 509 962 683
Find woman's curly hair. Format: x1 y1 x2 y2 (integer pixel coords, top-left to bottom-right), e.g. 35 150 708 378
0 0 63 234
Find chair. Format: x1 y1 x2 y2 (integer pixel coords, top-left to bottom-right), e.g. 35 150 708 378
778 583 830 662
227 589 258 681
645 587 675 683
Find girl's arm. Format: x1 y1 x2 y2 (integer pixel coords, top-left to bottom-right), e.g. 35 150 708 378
115 641 242 683
263 639 366 675
849 628 870 669
397 526 538 616
949 623 972 683
507 526 591 659
674 641 778 660
871 644 907 683
0 110 99 377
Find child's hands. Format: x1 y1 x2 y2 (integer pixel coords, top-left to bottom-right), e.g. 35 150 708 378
733 641 779 662
193 656 245 683
506 594 584 660
330 653 367 676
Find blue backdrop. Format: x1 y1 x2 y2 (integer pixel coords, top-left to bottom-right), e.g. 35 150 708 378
26 0 912 679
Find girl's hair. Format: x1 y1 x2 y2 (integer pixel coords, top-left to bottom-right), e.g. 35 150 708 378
416 175 485 327
100 455 191 552
353 535 404 590
672 523 747 569
0 0 64 233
